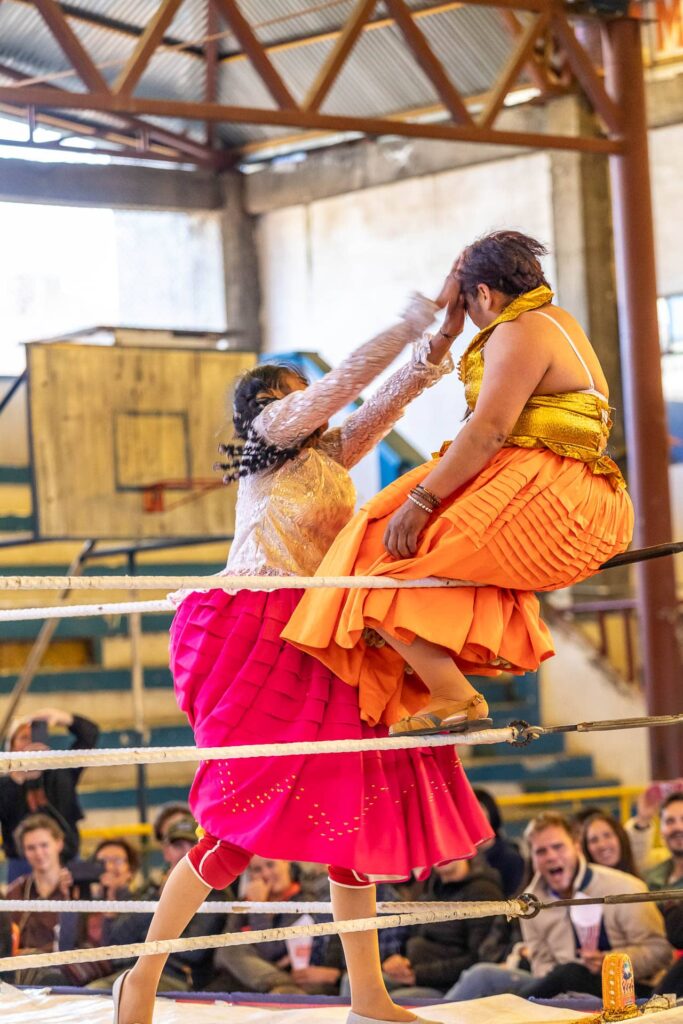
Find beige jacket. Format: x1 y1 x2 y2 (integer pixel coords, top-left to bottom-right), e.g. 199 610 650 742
521 857 673 985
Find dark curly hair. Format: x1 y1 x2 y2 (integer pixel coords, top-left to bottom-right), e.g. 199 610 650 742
215 362 318 482
455 230 550 299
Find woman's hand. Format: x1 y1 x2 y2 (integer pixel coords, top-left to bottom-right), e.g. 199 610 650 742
435 271 466 340
291 966 341 987
383 501 431 559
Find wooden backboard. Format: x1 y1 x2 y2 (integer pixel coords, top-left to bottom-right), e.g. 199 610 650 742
26 342 255 539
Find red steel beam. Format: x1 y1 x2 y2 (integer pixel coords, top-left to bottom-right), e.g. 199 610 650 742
0 86 622 153
602 15 683 777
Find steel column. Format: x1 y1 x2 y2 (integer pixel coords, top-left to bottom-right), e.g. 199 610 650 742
602 15 682 778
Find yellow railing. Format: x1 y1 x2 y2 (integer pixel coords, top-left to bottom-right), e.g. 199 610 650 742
497 784 644 825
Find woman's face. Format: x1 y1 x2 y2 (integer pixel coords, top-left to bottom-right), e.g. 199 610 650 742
585 819 622 868
464 284 508 329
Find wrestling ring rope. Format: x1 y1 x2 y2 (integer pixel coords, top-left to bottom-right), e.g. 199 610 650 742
3 890 683 974
1 538 681 992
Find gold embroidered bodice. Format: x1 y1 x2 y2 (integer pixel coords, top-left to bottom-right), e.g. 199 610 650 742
458 286 625 489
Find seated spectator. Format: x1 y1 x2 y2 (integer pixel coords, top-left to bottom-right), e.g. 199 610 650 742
152 801 192 846
646 793 683 896
382 856 504 1000
58 838 141 986
445 812 672 1002
0 709 99 882
654 901 683 998
213 857 343 996
474 788 527 897
7 814 82 986
88 816 231 992
581 812 639 876
625 783 682 876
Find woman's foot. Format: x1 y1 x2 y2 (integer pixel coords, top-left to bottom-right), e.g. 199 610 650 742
113 967 154 1024
347 1002 426 1023
389 692 491 737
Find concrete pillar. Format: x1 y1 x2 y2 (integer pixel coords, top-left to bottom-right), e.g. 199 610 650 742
220 171 262 352
547 95 625 462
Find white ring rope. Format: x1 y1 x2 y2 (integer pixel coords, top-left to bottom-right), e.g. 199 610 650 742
0 900 526 974
0 898 463 916
0 574 476 592
0 600 174 621
0 728 517 774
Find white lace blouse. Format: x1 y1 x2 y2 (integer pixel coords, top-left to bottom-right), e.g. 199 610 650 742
223 294 453 578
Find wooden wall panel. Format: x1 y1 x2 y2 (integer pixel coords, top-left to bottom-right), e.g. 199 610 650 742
27 343 255 539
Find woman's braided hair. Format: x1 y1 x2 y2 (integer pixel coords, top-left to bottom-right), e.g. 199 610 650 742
455 230 549 298
215 363 317 482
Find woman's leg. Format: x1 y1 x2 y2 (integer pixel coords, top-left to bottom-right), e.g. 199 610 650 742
329 867 416 1023
374 628 488 721
117 835 250 1024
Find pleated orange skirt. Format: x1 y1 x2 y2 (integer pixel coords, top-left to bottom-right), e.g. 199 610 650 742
282 447 634 727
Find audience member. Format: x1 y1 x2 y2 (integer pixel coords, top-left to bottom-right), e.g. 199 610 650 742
654 901 683 997
474 788 527 897
58 837 141 986
625 784 681 876
7 814 82 985
152 801 192 845
581 812 639 876
213 857 343 996
0 709 99 881
444 812 672 1002
383 856 504 1000
90 817 231 991
646 793 683 895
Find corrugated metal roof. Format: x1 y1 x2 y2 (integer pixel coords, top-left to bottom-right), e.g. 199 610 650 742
0 0 528 161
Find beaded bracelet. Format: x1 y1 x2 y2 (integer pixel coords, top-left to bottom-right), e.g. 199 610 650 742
414 483 442 508
407 493 433 514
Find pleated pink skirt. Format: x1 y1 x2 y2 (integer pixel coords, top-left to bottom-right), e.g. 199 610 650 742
170 588 493 877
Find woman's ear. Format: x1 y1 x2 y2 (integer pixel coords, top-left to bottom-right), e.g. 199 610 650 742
477 283 492 309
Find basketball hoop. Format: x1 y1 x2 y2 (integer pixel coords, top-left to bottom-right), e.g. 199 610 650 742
142 479 224 513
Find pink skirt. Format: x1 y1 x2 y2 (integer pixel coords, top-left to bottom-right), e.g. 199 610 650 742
170 588 493 877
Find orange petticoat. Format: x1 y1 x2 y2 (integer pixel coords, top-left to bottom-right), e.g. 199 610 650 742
282 446 634 728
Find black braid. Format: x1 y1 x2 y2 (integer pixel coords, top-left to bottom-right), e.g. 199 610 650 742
215 363 313 483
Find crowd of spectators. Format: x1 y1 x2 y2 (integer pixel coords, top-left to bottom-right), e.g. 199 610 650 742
2 723 683 1006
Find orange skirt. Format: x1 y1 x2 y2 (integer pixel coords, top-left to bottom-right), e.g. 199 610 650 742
282 447 634 727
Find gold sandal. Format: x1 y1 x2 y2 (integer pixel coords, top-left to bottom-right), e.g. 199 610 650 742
388 693 491 737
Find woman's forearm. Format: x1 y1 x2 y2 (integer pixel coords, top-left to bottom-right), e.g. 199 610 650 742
419 419 506 499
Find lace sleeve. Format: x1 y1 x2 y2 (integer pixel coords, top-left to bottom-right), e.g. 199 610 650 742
334 333 454 468
253 293 438 449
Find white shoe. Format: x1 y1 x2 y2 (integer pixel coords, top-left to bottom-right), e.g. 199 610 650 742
346 1013 440 1024
111 969 132 1024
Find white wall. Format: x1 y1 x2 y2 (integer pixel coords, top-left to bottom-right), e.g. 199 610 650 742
258 152 556 460
650 122 683 297
541 622 650 786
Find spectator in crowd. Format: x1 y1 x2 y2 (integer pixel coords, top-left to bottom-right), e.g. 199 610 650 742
152 801 192 846
58 838 141 987
7 814 82 985
0 912 11 959
625 784 682 876
89 817 231 992
445 812 672 1002
0 709 99 881
474 788 527 897
382 855 504 1000
213 857 343 996
581 812 639 877
646 794 683 895
654 901 683 997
